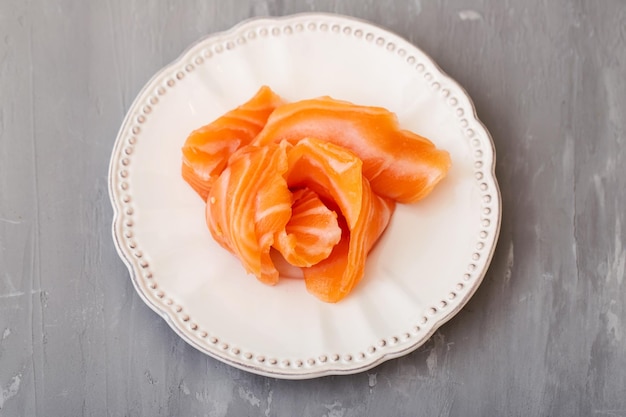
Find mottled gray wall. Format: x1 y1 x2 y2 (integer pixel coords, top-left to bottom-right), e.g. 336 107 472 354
1 0 625 416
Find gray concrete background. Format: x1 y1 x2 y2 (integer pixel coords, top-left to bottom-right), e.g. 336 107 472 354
1 0 625 416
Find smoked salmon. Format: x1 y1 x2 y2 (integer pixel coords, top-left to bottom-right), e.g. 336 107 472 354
206 142 292 285
182 86 285 200
303 178 395 303
183 86 451 302
274 188 342 268
283 138 395 302
206 138 393 294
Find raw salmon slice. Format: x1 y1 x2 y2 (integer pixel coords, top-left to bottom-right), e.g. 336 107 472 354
274 188 342 268
252 96 451 203
182 86 285 200
283 138 396 302
206 142 292 285
285 138 364 229
205 138 394 300
303 180 395 303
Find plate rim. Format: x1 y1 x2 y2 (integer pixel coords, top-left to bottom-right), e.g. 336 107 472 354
108 12 502 379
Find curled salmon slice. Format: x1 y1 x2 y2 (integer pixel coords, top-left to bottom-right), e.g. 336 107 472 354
252 96 451 203
206 142 292 285
274 188 342 268
205 138 394 300
283 138 396 302
182 86 285 200
303 180 395 303
285 138 364 229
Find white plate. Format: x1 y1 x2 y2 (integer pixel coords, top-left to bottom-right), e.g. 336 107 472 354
109 13 501 379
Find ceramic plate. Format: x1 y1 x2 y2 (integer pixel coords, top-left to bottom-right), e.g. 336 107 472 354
109 13 501 379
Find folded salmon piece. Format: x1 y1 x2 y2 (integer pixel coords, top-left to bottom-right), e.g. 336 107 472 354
206 138 394 301
303 179 395 303
182 86 285 200
206 142 292 285
274 188 342 268
284 138 395 302
252 95 451 204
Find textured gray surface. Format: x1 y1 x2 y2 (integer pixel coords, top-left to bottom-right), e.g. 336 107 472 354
1 0 625 416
